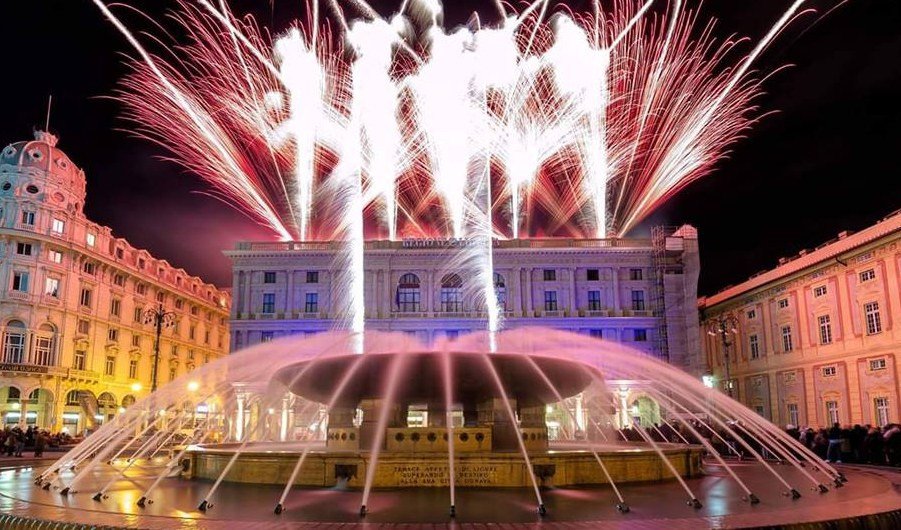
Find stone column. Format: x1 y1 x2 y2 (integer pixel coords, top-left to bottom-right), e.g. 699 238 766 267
426 270 435 313
243 271 253 316
511 267 521 315
18 397 28 428
235 394 245 441
568 268 577 316
232 270 242 314
285 270 294 316
384 268 393 316
525 269 534 317
611 268 621 315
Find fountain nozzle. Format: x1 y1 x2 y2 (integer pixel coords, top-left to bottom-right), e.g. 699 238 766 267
537 503 547 516
274 503 284 515
198 499 210 511
616 502 630 513
92 492 103 502
747 493 760 504
137 496 147 508
360 504 367 517
689 498 702 509
449 504 456 517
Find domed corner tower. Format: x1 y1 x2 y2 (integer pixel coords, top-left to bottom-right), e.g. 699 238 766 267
0 130 88 221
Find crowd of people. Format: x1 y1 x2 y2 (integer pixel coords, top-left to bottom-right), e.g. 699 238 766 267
787 423 901 466
1 426 77 458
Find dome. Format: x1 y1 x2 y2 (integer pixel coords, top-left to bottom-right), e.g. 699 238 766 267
0 130 81 179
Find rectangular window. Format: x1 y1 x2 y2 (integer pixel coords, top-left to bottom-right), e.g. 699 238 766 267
814 285 828 297
543 269 556 281
749 334 760 360
754 405 765 416
105 355 115 376
875 397 890 426
73 350 86 370
787 403 800 427
262 293 276 314
859 269 876 283
864 302 882 335
108 328 119 342
33 336 53 366
783 371 797 384
175 299 184 310
169 366 177 382
204 330 210 344
20 211 35 226
586 269 599 281
110 298 121 317
86 233 96 247
115 248 124 260
822 365 837 377
869 358 887 371
16 242 32 256
79 287 92 308
136 283 146 296
128 359 138 379
631 290 645 311
629 268 643 281
781 325 793 352
588 329 603 339
544 290 558 311
77 319 90 335
263 271 276 284
134 307 143 323
826 400 839 425
12 271 29 292
747 309 757 320
818 315 833 345
305 292 319 313
204 353 210 364
83 262 95 275
306 271 319 283
261 331 274 343
113 274 125 287
187 350 195 362
190 305 199 316
587 290 602 311
2 330 25 364
189 325 196 340
634 329 647 342
138 258 146 269
51 218 65 234
777 298 789 309
156 292 165 303
44 277 60 298
131 334 141 348
48 249 63 263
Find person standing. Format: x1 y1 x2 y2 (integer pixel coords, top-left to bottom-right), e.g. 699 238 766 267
826 422 843 463
34 431 46 458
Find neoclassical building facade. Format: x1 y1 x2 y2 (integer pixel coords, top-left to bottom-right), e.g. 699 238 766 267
699 210 901 429
0 131 231 434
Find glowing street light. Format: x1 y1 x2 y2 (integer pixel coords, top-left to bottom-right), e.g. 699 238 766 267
187 381 200 392
131 382 142 392
705 312 740 398
143 303 177 392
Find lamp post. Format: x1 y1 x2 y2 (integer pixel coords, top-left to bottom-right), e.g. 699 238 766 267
143 303 177 393
706 312 740 398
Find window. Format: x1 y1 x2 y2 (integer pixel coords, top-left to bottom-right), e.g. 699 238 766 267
136 283 147 296
494 273 507 310
108 328 119 342
2 321 26 364
306 271 319 283
73 349 86 370
83 261 95 275
543 269 556 281
749 334 760 360
33 332 53 366
263 271 276 284
110 298 121 318
859 269 876 283
169 366 177 382
191 305 199 316
747 309 757 320
115 248 124 260
86 233 96 247
822 365 837 377
815 314 832 345
864 302 882 335
261 331 274 343
587 269 599 281
634 329 647 342
781 325 793 352
189 325 196 340
44 277 60 298
174 299 184 310
16 242 32 256
588 329 603 339
869 358 887 371
544 290 558 311
113 274 125 287
305 292 318 313
204 353 211 364
440 274 464 312
48 249 62 264
262 293 276 314
754 405 765 416
631 290 645 311
396 273 421 312
138 258 146 269
187 350 195 362
156 291 165 303
12 271 29 292
629 268 643 281
588 290 601 311
20 210 35 226
814 285 828 297
79 287 92 308
51 218 65 234
129 359 138 379
134 307 143 323
825 400 839 425
131 334 141 348
777 298 789 309
105 355 115 376
204 330 210 344
875 397 890 426
787 403 800 427
783 371 797 384
77 319 90 335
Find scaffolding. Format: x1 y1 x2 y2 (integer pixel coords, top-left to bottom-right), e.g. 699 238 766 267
651 226 678 363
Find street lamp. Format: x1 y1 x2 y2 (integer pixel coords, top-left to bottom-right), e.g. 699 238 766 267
706 312 740 398
143 303 177 393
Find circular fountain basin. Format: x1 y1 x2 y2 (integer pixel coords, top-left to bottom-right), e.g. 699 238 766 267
273 351 596 406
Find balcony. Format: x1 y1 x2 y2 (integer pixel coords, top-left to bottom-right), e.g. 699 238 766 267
7 290 31 301
584 310 609 317
14 222 36 232
67 369 100 382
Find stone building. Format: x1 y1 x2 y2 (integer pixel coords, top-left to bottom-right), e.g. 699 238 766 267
0 131 230 435
699 210 901 428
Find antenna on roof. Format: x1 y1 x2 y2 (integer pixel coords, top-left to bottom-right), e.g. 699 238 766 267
45 95 53 131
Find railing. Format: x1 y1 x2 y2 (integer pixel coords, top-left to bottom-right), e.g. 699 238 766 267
67 369 101 381
6 291 31 301
235 236 656 252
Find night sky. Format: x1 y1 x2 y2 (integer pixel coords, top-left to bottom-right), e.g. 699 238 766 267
1 1 899 294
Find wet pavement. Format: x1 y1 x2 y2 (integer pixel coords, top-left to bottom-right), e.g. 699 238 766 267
1 459 900 529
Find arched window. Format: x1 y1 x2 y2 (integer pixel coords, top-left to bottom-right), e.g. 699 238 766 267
98 392 117 409
494 273 507 311
440 274 464 313
33 323 55 366
121 395 136 408
396 273 421 312
6 387 21 402
2 320 26 364
66 390 81 405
